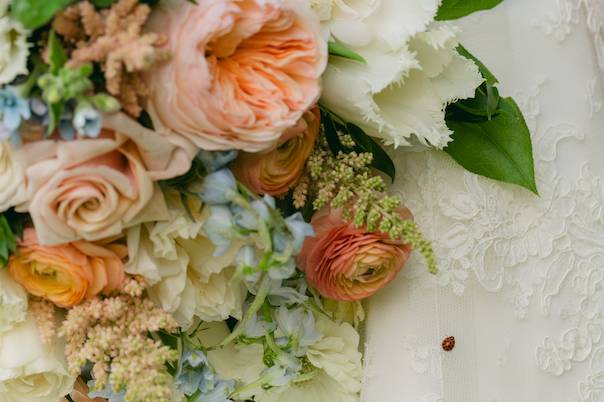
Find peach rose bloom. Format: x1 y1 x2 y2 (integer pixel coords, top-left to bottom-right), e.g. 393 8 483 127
231 107 320 196
8 229 127 307
146 0 327 153
18 113 196 245
297 207 413 301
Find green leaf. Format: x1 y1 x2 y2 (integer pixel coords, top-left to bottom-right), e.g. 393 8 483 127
320 109 345 156
10 0 75 29
456 44 498 85
0 213 18 268
328 41 366 64
91 0 116 7
436 0 503 20
48 30 67 74
346 123 396 182
445 97 538 194
47 101 64 135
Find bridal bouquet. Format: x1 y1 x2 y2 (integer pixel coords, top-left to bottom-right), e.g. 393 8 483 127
0 0 536 401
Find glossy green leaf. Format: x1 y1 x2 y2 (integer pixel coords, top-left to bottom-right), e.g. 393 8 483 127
48 31 67 73
436 0 503 20
11 0 75 29
445 97 538 194
457 45 498 85
346 123 396 182
328 41 366 64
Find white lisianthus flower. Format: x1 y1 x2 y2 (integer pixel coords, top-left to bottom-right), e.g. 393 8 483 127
0 8 29 86
126 203 246 328
0 141 27 212
0 270 27 334
318 0 483 148
0 314 74 402
209 315 363 402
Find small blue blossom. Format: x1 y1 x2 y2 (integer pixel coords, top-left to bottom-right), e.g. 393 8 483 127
274 307 321 356
285 212 314 253
203 206 237 256
200 169 238 205
268 258 296 281
73 104 102 137
87 381 126 402
0 88 30 140
176 347 235 402
243 311 276 338
268 278 308 306
233 197 272 231
235 245 258 273
197 149 238 172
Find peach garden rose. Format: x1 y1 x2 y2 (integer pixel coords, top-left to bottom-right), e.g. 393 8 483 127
146 0 327 153
297 207 413 301
18 113 195 245
231 107 320 196
8 228 127 308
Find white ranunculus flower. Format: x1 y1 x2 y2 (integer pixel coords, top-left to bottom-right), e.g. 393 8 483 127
0 11 29 85
0 314 74 402
318 0 483 148
0 141 27 212
0 270 27 334
126 205 245 328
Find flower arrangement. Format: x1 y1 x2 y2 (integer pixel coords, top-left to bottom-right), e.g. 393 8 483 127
0 0 535 401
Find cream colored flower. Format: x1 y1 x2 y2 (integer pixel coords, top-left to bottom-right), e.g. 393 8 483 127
0 314 74 402
126 204 245 328
0 270 27 334
318 0 483 148
209 314 363 402
0 141 26 212
0 11 29 85
322 299 365 328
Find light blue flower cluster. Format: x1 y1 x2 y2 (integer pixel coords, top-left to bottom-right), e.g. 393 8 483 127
175 347 234 402
0 88 30 144
87 380 126 402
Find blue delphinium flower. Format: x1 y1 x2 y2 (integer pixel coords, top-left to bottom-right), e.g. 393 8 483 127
87 381 126 402
274 306 321 356
199 169 238 205
176 347 235 402
203 205 237 256
197 149 238 172
73 104 102 137
0 88 30 141
284 212 315 253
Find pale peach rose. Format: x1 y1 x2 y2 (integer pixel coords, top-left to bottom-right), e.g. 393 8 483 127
231 107 319 196
62 378 106 402
297 207 413 301
146 0 327 153
18 113 196 245
8 229 127 307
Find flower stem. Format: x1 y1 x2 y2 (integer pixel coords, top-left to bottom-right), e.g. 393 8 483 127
220 272 272 347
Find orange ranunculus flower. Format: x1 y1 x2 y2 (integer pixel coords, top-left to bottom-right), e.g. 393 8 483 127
231 107 320 196
297 207 413 301
145 0 327 153
8 228 127 307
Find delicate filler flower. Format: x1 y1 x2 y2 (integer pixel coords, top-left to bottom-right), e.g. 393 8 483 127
0 11 30 86
8 228 126 307
145 0 327 152
318 0 483 148
232 108 320 196
297 207 413 301
54 0 166 117
22 113 195 245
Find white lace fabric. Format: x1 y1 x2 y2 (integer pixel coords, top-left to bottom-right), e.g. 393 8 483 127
362 1 604 401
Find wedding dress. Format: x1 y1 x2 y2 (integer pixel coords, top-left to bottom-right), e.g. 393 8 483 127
362 1 604 401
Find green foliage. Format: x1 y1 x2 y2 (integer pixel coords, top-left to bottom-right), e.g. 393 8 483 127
436 0 504 20
320 107 395 181
328 41 366 64
0 210 25 268
10 0 75 29
444 46 538 194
